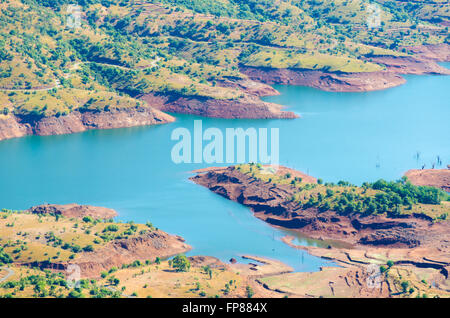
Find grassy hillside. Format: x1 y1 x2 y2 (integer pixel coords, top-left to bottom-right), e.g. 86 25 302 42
0 209 248 298
0 0 448 116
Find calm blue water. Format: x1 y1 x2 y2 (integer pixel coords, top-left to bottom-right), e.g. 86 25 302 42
0 68 449 271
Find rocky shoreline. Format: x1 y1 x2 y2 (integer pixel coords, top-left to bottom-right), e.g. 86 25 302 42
139 91 297 119
240 44 450 93
8 203 192 279
190 166 449 248
0 106 174 142
191 166 450 297
0 204 296 296
240 66 408 92
0 44 448 141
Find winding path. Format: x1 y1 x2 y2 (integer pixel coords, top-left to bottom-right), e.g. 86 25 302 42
0 267 14 284
0 80 61 92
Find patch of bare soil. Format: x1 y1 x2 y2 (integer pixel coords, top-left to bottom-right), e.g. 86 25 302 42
275 236 450 298
140 92 298 119
28 203 118 220
72 230 191 278
405 169 450 192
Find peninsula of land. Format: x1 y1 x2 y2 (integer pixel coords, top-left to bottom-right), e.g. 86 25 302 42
191 165 450 297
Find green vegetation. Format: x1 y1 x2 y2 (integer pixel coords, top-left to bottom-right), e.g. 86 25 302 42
0 247 13 265
202 265 213 279
0 209 170 298
0 268 121 298
171 254 191 272
0 209 155 266
238 164 450 220
246 285 254 298
0 0 448 117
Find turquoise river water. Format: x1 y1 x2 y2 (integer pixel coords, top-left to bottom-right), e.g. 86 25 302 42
0 66 449 271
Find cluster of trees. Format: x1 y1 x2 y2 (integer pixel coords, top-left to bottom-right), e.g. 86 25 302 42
0 248 13 265
1 271 68 298
366 178 447 205
297 177 448 216
38 0 116 9
1 269 121 298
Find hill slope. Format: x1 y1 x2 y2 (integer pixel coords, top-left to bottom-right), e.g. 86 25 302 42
0 0 449 140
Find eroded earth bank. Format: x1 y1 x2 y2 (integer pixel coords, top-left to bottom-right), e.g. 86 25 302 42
1 44 449 142
191 165 450 297
0 204 296 298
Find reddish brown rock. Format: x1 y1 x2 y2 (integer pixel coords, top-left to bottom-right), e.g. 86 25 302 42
72 230 191 278
404 169 450 192
0 107 174 142
188 256 226 269
216 79 280 97
140 93 297 119
0 114 31 140
28 203 118 220
367 55 450 75
402 44 450 62
240 66 407 92
240 44 450 93
191 166 449 248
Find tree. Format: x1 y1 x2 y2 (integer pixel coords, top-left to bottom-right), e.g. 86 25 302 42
326 188 334 197
107 276 120 286
82 245 94 252
203 265 213 279
172 254 190 272
319 201 331 212
246 286 254 298
68 290 83 298
0 248 13 265
103 224 119 232
401 281 409 293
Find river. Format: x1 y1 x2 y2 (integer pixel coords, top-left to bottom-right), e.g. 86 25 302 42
0 67 448 271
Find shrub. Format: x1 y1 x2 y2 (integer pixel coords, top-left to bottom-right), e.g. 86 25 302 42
68 290 83 298
103 224 119 232
82 245 94 252
82 216 94 223
246 286 254 298
401 281 409 293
